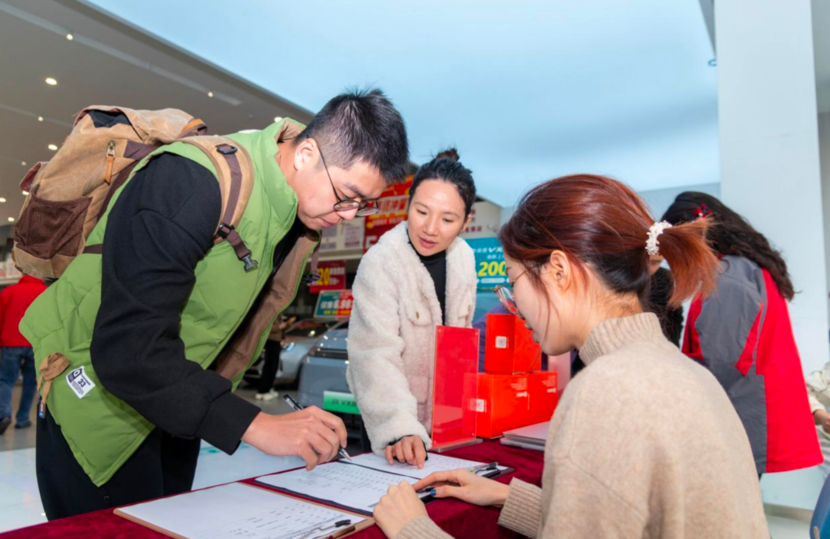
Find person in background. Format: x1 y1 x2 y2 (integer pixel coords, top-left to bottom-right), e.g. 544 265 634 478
806 360 830 478
0 274 47 433
372 174 767 538
663 192 822 478
255 315 296 401
348 149 477 469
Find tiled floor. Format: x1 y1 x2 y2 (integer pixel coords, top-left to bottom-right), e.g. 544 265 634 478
0 383 818 537
0 385 38 453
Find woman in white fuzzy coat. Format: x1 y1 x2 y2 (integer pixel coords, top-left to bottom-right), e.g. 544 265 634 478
347 149 477 468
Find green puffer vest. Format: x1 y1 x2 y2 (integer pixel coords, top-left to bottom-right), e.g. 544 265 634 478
20 119 317 486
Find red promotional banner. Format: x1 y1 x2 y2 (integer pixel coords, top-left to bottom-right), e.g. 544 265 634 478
309 261 347 293
364 176 413 252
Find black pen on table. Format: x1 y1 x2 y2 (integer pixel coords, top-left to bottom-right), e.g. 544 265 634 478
283 394 353 461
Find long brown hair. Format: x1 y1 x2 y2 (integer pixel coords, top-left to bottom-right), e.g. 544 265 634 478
498 174 719 308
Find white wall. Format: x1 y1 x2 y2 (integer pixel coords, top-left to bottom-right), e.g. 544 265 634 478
716 0 828 379
820 112 830 324
499 183 723 230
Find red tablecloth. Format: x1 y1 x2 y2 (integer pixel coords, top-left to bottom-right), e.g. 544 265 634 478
1 440 544 539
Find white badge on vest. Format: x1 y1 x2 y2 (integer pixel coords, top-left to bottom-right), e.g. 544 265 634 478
66 366 96 399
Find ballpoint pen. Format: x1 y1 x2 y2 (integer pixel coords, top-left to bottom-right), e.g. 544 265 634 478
283 394 353 461
295 518 353 539
467 462 499 474
416 462 500 494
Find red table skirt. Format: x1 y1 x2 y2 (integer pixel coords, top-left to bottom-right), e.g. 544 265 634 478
1 440 544 539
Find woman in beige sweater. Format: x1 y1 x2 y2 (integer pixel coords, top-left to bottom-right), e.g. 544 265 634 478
373 174 768 538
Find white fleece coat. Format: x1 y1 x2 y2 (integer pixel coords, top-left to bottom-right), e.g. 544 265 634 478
346 222 477 454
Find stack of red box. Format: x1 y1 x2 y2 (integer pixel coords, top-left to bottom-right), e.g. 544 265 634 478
476 314 559 438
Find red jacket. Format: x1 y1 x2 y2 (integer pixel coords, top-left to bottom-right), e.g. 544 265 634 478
0 275 47 348
684 256 822 474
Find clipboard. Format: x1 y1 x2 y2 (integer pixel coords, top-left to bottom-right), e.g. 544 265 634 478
114 482 375 539
255 457 516 516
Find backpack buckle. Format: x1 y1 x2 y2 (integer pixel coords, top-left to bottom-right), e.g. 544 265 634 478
242 254 259 272
216 223 258 273
216 144 238 155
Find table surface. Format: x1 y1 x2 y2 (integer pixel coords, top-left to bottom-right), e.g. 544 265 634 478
0 440 544 539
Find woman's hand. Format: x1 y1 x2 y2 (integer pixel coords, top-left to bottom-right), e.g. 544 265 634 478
815 409 830 434
373 481 429 538
413 469 511 507
385 436 427 469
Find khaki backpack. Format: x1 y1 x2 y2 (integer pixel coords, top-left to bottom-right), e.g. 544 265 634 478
13 106 257 280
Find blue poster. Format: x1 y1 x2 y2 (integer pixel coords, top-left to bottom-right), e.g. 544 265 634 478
466 237 507 291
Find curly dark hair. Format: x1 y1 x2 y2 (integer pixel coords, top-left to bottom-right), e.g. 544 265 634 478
661 192 795 301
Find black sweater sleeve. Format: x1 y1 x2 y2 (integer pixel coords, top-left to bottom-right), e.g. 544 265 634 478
91 153 260 454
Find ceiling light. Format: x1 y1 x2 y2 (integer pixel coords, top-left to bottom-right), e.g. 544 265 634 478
66 33 74 41
8 217 14 222
45 77 57 86
0 198 6 203
37 116 44 122
48 144 58 151
22 191 29 196
21 161 26 166
274 116 283 123
207 91 214 98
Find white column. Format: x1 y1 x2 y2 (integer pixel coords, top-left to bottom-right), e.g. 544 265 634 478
820 112 830 322
716 0 828 376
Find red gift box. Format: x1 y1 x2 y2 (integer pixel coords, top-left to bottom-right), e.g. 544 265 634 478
527 371 559 425
475 371 559 439
484 314 542 374
475 373 531 438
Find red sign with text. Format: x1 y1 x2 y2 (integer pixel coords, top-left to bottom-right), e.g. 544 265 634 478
364 176 413 252
309 261 347 293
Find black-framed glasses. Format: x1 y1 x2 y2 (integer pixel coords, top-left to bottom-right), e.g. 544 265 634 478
494 284 519 315
318 144 379 217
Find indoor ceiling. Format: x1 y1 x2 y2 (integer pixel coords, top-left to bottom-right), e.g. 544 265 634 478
0 0 312 226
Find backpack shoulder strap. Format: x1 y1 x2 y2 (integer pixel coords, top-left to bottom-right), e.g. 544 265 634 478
178 136 258 272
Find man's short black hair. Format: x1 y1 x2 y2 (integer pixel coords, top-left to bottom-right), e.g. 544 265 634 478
297 88 409 185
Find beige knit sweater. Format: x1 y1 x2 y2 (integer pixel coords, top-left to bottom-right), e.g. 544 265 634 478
397 313 768 538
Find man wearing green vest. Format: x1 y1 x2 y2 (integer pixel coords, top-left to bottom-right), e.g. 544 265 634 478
21 89 410 519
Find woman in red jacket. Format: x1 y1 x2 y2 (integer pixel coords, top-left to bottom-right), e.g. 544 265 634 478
0 275 47 433
663 193 822 476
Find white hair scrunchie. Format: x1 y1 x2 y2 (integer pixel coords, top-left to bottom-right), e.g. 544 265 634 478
646 221 672 256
